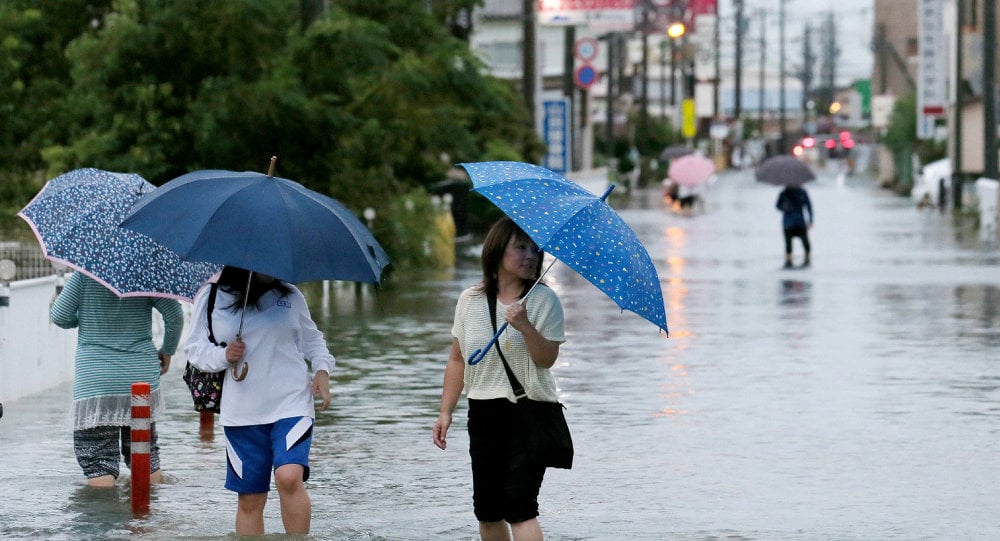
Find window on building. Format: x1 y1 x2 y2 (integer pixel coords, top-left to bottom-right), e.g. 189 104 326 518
478 42 521 72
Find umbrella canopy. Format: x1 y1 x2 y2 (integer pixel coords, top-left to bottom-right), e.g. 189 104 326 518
667 154 716 186
461 161 667 362
659 144 693 161
755 154 816 187
17 168 219 301
120 168 390 285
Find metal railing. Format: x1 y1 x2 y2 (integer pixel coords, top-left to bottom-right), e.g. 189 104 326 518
0 241 58 281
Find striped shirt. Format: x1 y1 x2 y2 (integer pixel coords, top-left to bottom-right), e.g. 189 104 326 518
50 272 184 430
452 284 565 403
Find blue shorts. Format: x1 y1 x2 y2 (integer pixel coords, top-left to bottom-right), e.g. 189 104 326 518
223 416 313 494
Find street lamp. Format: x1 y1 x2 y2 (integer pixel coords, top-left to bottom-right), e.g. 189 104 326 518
666 21 686 108
666 21 686 39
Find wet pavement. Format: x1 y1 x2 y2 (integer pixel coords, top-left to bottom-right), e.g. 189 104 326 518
1 163 999 540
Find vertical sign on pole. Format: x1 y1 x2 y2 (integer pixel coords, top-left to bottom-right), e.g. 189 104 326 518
682 98 697 138
692 11 718 119
131 382 151 515
917 0 945 139
543 98 570 174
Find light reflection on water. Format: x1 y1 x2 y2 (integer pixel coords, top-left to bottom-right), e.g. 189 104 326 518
2 171 1000 539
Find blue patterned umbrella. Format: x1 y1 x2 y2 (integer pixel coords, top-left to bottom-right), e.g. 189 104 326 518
461 161 668 363
18 168 220 301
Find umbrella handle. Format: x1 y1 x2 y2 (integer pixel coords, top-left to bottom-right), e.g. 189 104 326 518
230 335 248 381
467 321 509 365
231 360 248 381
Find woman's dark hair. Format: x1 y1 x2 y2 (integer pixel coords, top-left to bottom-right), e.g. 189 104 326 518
217 266 291 312
478 216 544 300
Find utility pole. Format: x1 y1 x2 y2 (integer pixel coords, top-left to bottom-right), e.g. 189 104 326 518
522 0 536 129
758 9 766 129
564 25 577 171
661 38 668 117
820 12 839 111
984 0 998 179
876 22 887 93
800 22 814 114
670 36 678 106
713 0 721 119
778 0 787 153
734 0 744 120
640 4 651 130
952 0 964 211
605 34 616 147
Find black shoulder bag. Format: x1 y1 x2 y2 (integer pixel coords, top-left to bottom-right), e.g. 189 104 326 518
488 292 573 469
182 283 225 413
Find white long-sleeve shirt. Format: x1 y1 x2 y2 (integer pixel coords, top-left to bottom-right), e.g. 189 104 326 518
184 283 335 427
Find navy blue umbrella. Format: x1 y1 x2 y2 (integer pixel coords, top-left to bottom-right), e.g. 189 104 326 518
120 165 390 285
121 161 390 381
18 168 219 301
461 161 668 365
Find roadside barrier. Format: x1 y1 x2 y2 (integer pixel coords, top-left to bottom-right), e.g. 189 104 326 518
130 382 151 515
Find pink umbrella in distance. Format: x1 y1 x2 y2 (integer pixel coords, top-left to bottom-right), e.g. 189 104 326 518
667 154 716 187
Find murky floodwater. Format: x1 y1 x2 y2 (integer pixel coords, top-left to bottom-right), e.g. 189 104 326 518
2 167 1000 540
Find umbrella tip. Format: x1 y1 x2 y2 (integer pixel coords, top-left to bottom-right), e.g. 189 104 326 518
600 184 615 201
267 156 277 177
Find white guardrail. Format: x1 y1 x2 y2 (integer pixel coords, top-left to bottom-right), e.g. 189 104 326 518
0 275 77 404
0 273 190 405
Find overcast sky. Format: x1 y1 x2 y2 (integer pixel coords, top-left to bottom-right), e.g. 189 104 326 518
718 0 875 85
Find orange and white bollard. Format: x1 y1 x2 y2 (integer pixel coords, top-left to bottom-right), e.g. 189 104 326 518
130 382 151 515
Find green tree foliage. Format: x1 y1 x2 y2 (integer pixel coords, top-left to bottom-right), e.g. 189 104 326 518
0 0 115 209
2 0 541 256
882 93 916 157
882 92 946 185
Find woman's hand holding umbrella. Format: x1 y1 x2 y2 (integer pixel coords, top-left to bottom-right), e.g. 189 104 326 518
225 339 247 381
504 302 559 369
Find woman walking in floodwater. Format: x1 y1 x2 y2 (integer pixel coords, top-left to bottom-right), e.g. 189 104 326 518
51 272 183 487
434 217 566 541
184 266 332 536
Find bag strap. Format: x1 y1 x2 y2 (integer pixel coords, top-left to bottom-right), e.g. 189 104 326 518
206 283 225 347
487 292 527 401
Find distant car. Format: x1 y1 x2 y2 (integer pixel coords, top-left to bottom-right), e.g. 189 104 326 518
791 131 856 162
911 158 951 208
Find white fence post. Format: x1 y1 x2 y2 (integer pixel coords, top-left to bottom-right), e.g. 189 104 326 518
976 178 1000 243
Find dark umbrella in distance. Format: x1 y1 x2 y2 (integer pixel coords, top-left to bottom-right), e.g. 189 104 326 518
659 144 694 162
755 154 816 187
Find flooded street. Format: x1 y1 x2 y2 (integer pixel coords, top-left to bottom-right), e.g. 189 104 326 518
2 166 1000 540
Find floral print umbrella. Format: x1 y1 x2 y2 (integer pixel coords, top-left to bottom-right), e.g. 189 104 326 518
461 161 668 361
18 168 219 301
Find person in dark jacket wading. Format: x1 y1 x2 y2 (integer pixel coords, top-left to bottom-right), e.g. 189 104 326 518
776 186 814 268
